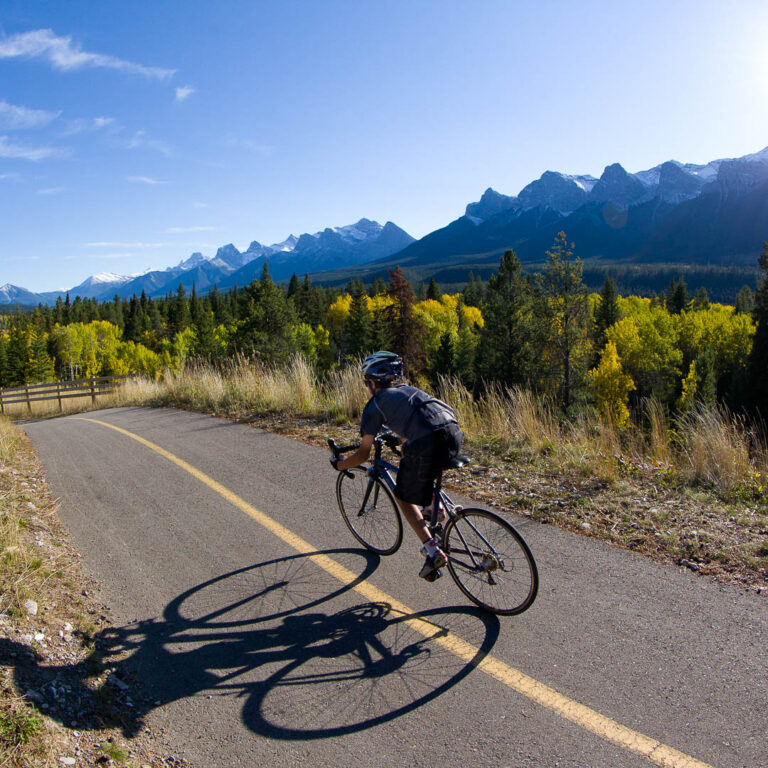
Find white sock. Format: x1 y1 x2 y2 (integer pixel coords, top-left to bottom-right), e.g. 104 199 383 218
422 538 440 558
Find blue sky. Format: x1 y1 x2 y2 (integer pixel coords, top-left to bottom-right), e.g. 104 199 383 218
1 0 767 291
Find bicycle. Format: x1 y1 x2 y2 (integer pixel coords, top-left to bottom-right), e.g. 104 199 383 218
328 429 538 616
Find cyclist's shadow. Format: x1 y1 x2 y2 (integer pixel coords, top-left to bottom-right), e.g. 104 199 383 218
5 548 500 741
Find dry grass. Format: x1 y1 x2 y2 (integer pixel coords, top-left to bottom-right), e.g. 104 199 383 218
5 358 767 500
0 418 64 619
676 406 768 492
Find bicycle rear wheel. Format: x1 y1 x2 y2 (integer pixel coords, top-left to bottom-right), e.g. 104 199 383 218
336 468 403 555
443 508 538 615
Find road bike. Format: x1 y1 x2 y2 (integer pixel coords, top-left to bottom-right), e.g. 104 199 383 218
328 430 538 616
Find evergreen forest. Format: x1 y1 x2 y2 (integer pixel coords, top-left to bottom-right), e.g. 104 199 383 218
2 232 767 424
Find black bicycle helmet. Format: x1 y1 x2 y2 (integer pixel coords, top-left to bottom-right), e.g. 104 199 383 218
361 350 403 384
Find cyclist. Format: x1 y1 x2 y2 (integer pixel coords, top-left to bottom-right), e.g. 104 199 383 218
331 351 463 581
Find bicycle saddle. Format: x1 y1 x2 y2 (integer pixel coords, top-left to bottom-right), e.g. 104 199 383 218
446 455 470 469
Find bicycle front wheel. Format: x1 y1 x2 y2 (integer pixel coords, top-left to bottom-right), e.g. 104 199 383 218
336 468 403 556
443 508 538 615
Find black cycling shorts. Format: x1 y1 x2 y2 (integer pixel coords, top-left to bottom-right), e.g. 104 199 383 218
395 423 463 507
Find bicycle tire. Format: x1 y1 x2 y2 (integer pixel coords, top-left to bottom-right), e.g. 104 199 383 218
443 507 538 615
336 468 403 555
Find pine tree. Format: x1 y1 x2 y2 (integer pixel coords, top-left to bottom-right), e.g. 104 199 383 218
112 294 123 329
190 282 202 326
369 277 387 297
27 328 55 383
426 277 440 301
462 271 483 307
431 331 456 383
168 282 191 336
475 249 534 389
746 242 768 417
124 295 142 342
594 275 621 348
667 278 690 314
454 298 476 388
386 267 426 373
192 308 219 362
735 285 754 315
5 322 30 386
287 273 300 299
345 286 372 358
692 286 710 311
695 345 717 405
0 332 8 387
540 232 591 410
233 268 297 363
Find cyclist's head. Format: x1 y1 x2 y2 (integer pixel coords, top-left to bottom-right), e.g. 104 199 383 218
361 351 403 388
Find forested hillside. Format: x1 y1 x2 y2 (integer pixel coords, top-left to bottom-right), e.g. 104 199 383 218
1 233 767 422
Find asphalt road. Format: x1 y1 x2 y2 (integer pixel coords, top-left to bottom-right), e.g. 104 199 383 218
22 407 768 768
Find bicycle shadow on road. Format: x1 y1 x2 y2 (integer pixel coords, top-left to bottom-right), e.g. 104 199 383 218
3 547 500 741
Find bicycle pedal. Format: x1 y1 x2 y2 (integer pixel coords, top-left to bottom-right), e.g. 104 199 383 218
423 568 443 582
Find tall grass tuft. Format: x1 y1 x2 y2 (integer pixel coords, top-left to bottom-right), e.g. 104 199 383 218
643 397 673 467
675 405 765 492
325 363 369 422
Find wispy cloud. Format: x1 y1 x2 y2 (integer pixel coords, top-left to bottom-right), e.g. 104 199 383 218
0 172 23 182
126 130 172 156
0 99 60 130
225 137 273 156
60 116 115 136
84 241 167 249
38 187 67 195
0 135 65 161
175 85 195 102
126 175 167 185
0 29 175 79
192 201 208 208
70 252 138 261
164 225 215 234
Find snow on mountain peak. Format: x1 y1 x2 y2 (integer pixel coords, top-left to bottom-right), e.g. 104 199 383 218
269 234 298 252
88 272 132 284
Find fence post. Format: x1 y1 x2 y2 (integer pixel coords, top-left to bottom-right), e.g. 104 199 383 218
57 382 62 412
26 384 32 413
91 376 96 405
0 388 4 416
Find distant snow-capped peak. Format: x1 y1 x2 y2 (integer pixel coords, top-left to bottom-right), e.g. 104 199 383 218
176 252 208 271
330 218 383 243
269 234 299 252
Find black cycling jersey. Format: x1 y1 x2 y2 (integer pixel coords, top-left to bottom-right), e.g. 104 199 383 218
359 384 457 442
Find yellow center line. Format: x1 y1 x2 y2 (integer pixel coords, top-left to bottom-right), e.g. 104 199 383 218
75 416 716 768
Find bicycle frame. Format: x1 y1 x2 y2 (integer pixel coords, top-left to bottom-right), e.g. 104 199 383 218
361 436 504 576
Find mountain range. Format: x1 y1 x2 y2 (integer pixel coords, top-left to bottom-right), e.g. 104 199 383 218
0 219 415 306
3 145 768 305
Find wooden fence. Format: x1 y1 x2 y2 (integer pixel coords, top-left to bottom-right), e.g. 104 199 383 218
0 375 135 414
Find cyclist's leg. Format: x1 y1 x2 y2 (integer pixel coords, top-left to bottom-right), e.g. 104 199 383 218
394 496 431 543
396 444 447 579
394 447 435 543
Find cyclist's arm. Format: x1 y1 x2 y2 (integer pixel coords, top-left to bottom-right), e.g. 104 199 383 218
337 434 374 471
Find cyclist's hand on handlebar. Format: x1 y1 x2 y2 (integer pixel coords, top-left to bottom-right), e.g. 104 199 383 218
330 456 354 478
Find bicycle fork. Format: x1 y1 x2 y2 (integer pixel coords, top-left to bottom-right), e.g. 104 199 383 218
357 475 380 517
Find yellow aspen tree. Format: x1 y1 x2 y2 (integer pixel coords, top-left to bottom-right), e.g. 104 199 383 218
589 341 636 428
677 360 698 411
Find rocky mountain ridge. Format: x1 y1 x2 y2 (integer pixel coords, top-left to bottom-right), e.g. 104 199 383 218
3 145 768 305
